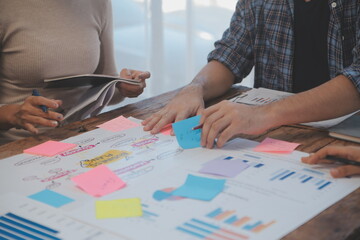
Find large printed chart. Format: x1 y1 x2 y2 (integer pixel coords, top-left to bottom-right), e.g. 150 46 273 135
1 121 359 240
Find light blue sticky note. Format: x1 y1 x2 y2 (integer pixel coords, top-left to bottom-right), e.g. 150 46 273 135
29 189 74 208
171 174 226 201
172 115 202 149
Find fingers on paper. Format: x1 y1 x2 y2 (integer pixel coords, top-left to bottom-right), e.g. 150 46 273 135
330 165 360 178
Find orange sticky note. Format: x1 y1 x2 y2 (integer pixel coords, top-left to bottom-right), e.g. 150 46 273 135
71 165 126 197
253 137 300 153
24 140 77 157
97 116 139 132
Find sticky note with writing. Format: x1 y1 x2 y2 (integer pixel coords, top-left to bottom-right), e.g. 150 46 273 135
171 174 225 201
24 140 77 157
71 165 126 197
253 137 300 153
172 115 201 149
95 198 142 219
97 115 139 132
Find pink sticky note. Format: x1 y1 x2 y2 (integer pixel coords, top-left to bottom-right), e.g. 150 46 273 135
71 165 126 197
97 116 140 132
253 137 300 153
24 140 77 157
160 124 172 136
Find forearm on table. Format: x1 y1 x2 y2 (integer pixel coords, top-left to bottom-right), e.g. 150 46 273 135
263 75 360 128
190 60 236 101
0 104 19 130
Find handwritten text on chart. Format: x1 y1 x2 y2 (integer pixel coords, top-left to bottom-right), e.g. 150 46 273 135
80 150 131 168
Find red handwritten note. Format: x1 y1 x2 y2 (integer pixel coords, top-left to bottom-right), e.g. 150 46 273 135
97 116 139 132
253 137 300 153
24 141 77 157
71 165 126 197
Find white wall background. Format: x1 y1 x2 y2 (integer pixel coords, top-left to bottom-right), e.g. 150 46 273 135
111 0 254 106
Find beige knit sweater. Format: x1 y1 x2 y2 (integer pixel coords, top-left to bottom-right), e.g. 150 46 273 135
0 0 120 145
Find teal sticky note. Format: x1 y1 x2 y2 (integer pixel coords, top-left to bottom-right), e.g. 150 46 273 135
29 189 74 208
171 174 226 201
172 115 202 149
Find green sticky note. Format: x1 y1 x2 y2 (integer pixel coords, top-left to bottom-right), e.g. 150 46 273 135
95 198 143 219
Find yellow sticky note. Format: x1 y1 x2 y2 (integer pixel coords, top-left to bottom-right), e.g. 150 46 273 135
95 198 143 219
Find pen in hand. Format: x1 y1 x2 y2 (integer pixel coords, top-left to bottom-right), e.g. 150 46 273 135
32 89 48 113
325 155 360 167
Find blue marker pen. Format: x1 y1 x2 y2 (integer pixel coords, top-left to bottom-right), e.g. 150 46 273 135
32 89 48 113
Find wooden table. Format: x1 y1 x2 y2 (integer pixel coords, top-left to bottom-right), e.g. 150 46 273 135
0 85 359 240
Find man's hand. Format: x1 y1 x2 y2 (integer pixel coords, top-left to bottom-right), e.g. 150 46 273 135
118 68 151 98
142 84 205 135
200 100 272 148
302 145 360 178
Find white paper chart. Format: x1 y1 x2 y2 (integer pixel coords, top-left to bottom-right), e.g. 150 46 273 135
0 122 359 240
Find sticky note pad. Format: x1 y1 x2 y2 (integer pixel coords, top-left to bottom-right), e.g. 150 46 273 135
253 137 300 153
200 159 250 178
71 165 126 197
24 140 77 157
172 115 201 149
29 189 74 208
95 198 142 219
97 115 139 132
172 174 225 201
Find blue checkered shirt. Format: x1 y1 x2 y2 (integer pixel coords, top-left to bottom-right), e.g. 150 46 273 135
208 0 360 93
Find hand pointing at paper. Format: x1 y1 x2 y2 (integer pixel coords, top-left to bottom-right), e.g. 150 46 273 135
118 68 151 98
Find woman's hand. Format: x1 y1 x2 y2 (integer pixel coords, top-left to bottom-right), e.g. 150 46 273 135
302 145 360 178
118 68 151 98
1 96 63 134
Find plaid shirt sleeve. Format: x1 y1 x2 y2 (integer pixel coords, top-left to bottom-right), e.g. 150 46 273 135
339 5 360 93
207 0 255 84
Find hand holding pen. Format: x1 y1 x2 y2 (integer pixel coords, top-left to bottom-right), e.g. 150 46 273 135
8 89 64 134
302 145 360 178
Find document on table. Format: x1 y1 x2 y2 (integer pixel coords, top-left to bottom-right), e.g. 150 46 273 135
0 120 359 240
230 87 359 128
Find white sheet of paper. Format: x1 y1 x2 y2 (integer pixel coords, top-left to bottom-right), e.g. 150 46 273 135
0 120 359 240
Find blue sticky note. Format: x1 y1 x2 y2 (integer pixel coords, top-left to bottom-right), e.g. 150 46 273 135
29 189 74 208
171 174 226 201
172 115 201 149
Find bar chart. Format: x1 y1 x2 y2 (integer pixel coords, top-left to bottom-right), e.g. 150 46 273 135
206 208 276 233
269 168 332 190
176 218 249 240
141 204 160 222
0 212 61 240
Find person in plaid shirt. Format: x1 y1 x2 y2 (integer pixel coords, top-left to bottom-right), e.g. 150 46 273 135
143 0 360 176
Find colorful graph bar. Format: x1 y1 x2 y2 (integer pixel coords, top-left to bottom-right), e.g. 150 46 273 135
318 181 331 190
141 204 159 221
252 220 276 233
232 217 251 227
270 169 331 190
206 209 274 233
270 170 290 181
0 212 60 240
176 218 249 240
279 171 295 180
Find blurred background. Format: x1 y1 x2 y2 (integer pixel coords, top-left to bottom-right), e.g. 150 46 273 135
110 0 254 108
